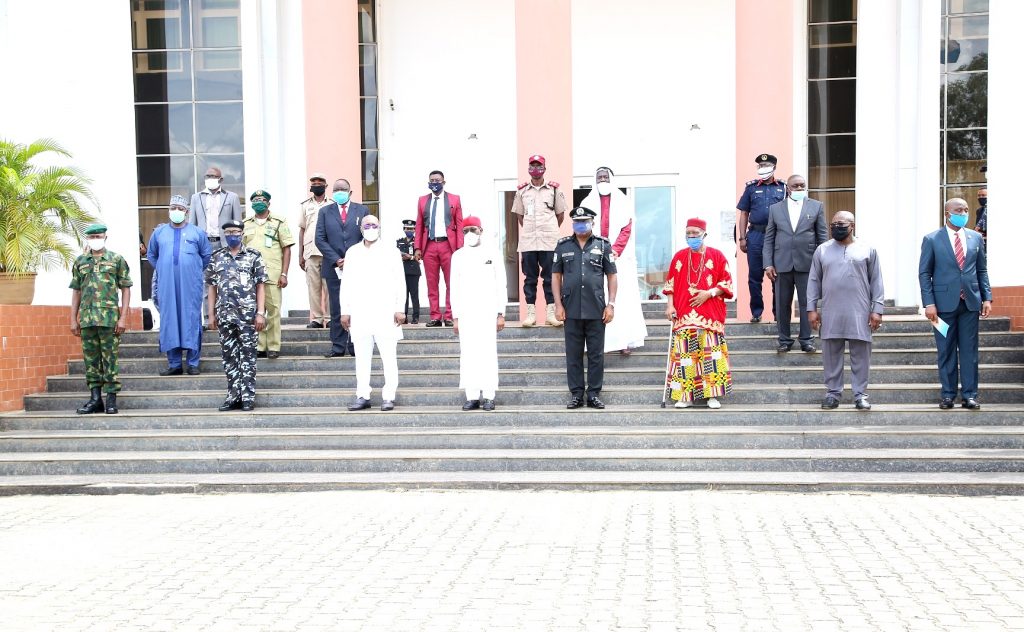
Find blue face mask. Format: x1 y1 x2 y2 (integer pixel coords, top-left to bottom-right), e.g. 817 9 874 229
790 190 807 202
572 221 592 235
332 191 351 206
428 182 443 194
404 230 414 238
948 212 969 228
686 236 704 251
225 235 242 248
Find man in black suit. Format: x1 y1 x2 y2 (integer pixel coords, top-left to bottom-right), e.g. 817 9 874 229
315 178 369 357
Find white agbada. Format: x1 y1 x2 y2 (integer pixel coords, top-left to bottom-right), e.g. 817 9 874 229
450 238 507 400
339 238 406 400
580 169 648 352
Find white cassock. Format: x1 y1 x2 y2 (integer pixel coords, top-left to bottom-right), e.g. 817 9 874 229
580 172 648 352
339 239 406 401
450 241 507 400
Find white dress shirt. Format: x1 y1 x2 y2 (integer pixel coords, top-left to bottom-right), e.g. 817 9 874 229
946 225 965 262
429 195 446 239
204 189 224 236
786 197 803 231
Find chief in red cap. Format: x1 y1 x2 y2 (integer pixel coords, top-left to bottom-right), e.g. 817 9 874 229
662 217 734 410
462 215 482 229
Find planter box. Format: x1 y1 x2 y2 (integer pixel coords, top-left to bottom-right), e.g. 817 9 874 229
0 273 37 305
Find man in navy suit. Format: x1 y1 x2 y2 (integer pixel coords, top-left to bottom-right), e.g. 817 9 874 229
919 197 992 410
315 178 369 357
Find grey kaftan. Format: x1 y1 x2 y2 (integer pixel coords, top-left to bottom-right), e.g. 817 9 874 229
807 239 884 342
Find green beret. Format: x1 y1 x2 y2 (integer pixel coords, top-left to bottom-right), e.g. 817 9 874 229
250 189 271 202
84 223 108 235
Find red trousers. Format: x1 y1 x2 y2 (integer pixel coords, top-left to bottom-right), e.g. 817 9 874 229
423 239 453 320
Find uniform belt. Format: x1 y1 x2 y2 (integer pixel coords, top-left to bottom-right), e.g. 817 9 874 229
208 236 221 241
428 237 448 242
747 224 766 233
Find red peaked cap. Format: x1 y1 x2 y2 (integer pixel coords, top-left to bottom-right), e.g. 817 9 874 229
463 215 482 229
686 217 707 231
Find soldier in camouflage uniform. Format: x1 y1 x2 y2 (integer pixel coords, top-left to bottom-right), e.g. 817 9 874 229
69 223 133 414
205 220 268 411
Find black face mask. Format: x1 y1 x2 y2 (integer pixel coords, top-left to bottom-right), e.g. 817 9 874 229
310 184 327 196
978 198 987 207
831 225 852 241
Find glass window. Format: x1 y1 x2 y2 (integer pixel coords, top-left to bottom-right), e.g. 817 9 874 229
137 155 195 206
135 103 194 154
357 3 379 208
946 72 987 129
359 45 378 97
808 79 856 134
358 0 376 44
191 0 240 48
808 135 856 189
808 190 856 218
194 102 244 153
361 150 379 203
361 98 378 150
946 129 987 184
948 0 988 14
946 16 988 70
194 50 243 100
135 8 189 49
809 0 857 23
808 24 856 78
196 154 245 198
634 187 674 301
133 51 192 102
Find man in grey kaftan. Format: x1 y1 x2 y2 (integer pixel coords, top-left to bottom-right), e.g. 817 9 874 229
807 211 884 410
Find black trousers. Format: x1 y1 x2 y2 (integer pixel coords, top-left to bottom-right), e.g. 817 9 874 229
521 251 555 304
564 318 605 398
776 270 812 346
404 273 420 320
325 274 353 354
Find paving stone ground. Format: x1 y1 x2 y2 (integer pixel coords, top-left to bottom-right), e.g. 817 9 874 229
1 491 1023 631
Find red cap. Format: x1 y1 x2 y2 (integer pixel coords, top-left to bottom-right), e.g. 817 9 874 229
463 215 482 229
686 217 707 231
528 154 546 166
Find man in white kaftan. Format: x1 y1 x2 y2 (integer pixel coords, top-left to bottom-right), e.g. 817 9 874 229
580 166 648 355
450 216 507 411
339 215 407 411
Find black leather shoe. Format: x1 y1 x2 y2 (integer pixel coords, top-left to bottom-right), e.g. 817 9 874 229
347 346 356 357
348 397 371 411
381 400 395 411
962 397 981 410
306 321 324 329
821 396 840 409
218 399 242 412
268 351 280 359
76 387 105 415
186 366 200 375
159 366 183 376
481 399 495 411
586 397 606 409
410 319 419 325
801 344 817 353
324 351 346 358
750 316 762 323
462 400 481 411
777 344 792 353
443 319 454 327
855 397 871 411
939 398 955 410
566 396 584 409
104 393 118 414
426 320 443 327
257 351 268 358
241 401 255 412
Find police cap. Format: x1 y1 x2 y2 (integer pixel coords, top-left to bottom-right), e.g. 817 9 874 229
401 219 416 228
569 206 597 221
755 153 778 166
222 219 244 231
249 189 271 202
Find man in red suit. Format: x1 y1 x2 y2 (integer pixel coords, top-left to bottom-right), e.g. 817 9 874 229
414 170 464 326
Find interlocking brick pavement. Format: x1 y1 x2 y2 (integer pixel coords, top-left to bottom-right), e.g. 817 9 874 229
0 491 1023 631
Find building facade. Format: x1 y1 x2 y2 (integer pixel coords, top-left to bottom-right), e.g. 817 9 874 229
1 0 1019 320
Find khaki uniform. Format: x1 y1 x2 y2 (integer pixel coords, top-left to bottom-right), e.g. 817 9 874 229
297 196 331 324
243 214 295 352
511 181 568 252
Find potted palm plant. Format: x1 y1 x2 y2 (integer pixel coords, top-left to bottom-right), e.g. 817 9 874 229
0 138 99 304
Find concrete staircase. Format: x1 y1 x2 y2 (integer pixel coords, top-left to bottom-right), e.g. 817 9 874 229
2 301 1023 495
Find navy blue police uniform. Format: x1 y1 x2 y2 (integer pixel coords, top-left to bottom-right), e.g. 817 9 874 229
397 219 421 323
553 207 617 408
737 153 786 320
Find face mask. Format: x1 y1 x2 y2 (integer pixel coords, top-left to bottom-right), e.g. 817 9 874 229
428 182 444 194
572 221 592 235
333 191 350 205
205 178 221 191
790 190 807 202
225 234 242 248
596 182 612 196
404 230 414 238
528 167 545 179
830 225 851 241
169 209 187 224
362 228 380 242
756 166 775 179
948 212 969 229
87 238 106 252
686 236 704 251
464 232 481 247
310 184 327 196
978 198 987 207
251 201 269 214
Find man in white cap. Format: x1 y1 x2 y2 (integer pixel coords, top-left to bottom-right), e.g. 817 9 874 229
340 215 407 411
450 216 507 411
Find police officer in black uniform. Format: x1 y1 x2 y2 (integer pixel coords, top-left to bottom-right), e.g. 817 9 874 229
552 207 617 409
737 153 787 323
397 218 421 323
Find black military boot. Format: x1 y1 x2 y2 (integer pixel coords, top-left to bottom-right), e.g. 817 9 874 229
76 387 104 414
104 393 119 414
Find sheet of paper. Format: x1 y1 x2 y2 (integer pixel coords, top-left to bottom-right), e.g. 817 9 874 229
932 317 949 338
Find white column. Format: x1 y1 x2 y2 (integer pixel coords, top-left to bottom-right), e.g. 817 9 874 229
986 0 1024 288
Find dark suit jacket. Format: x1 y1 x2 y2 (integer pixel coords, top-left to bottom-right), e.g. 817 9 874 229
763 198 827 273
414 192 464 252
315 201 369 279
919 227 991 313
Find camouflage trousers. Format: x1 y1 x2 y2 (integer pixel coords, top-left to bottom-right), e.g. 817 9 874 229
218 322 257 403
81 326 121 393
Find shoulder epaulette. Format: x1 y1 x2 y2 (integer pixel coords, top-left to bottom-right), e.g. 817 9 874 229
592 235 609 242
517 181 529 190
549 181 560 188
745 179 758 186
557 235 573 244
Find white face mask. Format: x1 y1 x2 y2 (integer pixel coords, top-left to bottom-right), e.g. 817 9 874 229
756 166 775 179
362 228 380 242
464 232 481 247
205 178 221 191
596 182 613 196
87 238 106 252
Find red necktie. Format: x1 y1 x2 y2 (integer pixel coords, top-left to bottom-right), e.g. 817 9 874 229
954 232 965 299
340 204 347 224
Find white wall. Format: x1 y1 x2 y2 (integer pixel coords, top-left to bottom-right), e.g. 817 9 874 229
0 0 139 306
570 0 737 256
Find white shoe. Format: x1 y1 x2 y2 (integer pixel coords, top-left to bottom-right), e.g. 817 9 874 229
522 304 537 327
674 400 692 409
707 398 721 409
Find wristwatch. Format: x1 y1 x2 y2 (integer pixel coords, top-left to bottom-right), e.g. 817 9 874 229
608 302 616 308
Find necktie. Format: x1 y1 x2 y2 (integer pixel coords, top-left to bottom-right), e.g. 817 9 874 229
340 204 347 224
429 197 438 237
954 232 965 299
